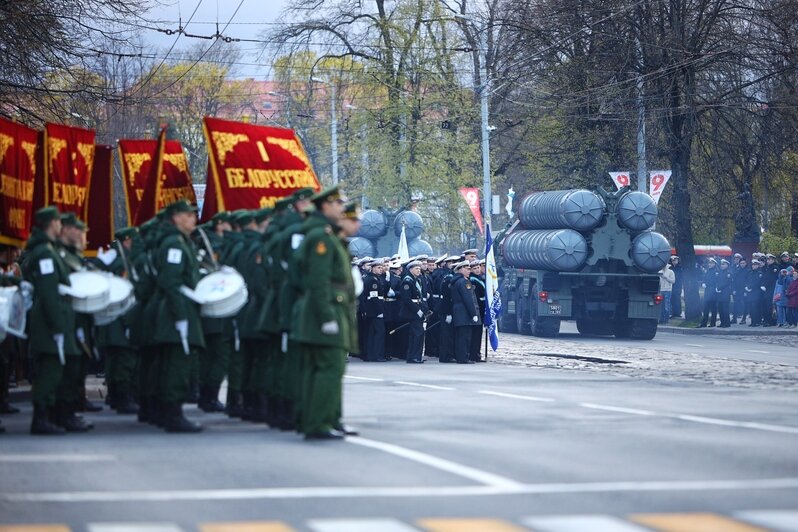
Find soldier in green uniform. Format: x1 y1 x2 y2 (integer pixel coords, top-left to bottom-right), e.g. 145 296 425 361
292 187 358 440
153 199 205 432
95 227 140 414
22 207 79 435
55 213 95 430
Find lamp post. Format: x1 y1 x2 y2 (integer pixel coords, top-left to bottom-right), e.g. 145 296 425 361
311 77 338 185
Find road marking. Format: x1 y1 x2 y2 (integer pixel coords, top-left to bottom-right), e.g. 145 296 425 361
734 510 798 530
5 478 798 502
308 519 418 532
523 515 650 531
478 391 556 402
0 454 117 463
630 512 766 531
750 350 770 354
394 381 455 391
0 527 70 532
201 523 295 532
417 518 526 531
88 525 185 532
579 403 657 416
344 376 385 382
347 437 523 489
673 414 798 434
685 344 704 347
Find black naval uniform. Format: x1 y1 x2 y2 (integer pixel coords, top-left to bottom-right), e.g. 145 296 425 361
469 272 486 362
437 269 456 363
715 267 733 328
399 273 426 363
699 266 718 327
361 270 387 361
450 274 479 364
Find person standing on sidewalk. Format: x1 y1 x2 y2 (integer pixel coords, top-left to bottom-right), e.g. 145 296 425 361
669 255 683 318
715 259 733 327
658 262 675 324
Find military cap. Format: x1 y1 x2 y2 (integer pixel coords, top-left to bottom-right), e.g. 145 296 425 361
232 209 254 227
414 254 429 261
311 186 345 207
34 206 60 227
389 261 402 269
292 187 316 202
781 251 790 258
369 258 385 266
274 198 293 212
434 254 448 265
780 268 789 274
254 208 273 223
426 256 437 262
342 201 361 220
390 254 401 261
445 254 462 263
766 253 775 259
463 248 479 256
165 199 198 217
355 257 373 266
670 255 680 260
212 211 231 224
739 257 748 262
733 252 743 258
60 212 86 230
406 260 422 269
114 227 138 241
453 261 471 271
707 257 717 264
751 259 762 265
720 259 729 265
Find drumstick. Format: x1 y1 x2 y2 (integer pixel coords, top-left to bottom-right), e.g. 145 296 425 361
197 227 220 271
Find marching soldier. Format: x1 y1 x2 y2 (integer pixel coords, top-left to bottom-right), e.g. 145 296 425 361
361 259 388 362
437 255 460 363
293 187 357 440
23 207 79 434
451 261 479 364
399 260 426 363
153 199 205 432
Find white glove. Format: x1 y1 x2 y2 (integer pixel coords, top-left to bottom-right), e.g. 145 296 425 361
445 315 452 324
715 288 721 293
417 310 424 319
53 334 65 365
388 289 396 297
760 286 766 291
175 320 190 355
321 321 339 335
76 327 86 344
281 332 288 353
472 316 479 323
745 288 752 292
376 313 384 318
125 328 130 339
701 283 706 289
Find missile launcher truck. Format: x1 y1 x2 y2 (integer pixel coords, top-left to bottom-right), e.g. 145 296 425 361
495 186 671 340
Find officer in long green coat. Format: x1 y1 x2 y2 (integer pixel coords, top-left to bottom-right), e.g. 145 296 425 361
94 227 140 414
153 199 205 432
22 207 79 435
292 187 358 440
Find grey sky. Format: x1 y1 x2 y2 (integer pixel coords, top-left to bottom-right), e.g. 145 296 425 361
142 0 290 78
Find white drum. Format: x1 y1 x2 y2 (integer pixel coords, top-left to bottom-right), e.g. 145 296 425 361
94 275 136 326
0 286 27 341
181 268 248 318
59 271 111 314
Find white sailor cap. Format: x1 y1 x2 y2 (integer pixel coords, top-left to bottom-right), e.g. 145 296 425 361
434 254 448 265
406 260 423 269
453 261 472 271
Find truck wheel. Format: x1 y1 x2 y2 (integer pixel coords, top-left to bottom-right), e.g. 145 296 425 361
500 311 518 333
533 317 560 338
578 319 612 336
516 297 532 335
614 319 631 338
629 318 658 340
576 319 593 335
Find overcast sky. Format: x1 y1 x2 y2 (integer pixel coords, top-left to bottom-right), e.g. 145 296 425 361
143 0 291 78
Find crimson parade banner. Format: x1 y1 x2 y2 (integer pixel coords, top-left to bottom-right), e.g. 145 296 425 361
202 117 320 221
459 187 484 235
0 117 39 245
85 145 114 251
43 123 95 221
134 129 197 225
118 138 158 225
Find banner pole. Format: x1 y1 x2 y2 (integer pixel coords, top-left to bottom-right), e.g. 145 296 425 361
484 326 488 362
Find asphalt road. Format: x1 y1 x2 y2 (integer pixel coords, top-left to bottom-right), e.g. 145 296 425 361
1 332 797 531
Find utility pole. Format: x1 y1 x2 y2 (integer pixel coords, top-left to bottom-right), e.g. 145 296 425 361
479 28 492 232
635 39 647 193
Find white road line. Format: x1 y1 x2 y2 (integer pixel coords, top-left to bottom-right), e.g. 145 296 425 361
0 454 117 463
579 403 657 416
88 524 184 532
478 390 556 403
344 375 385 382
750 350 770 354
347 436 523 489
393 381 455 391
734 510 798 530
523 514 650 532
308 518 420 532
4 478 798 502
675 415 798 435
685 344 704 347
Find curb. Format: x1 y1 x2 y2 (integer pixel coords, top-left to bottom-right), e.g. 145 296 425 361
658 325 798 336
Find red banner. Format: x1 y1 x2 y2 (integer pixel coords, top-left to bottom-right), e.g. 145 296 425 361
44 123 95 220
0 117 39 245
459 187 484 235
202 117 320 221
118 138 158 225
134 129 197 225
86 145 114 252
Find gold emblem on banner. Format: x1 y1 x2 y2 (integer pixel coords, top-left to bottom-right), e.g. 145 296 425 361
266 137 311 167
48 138 67 173
211 131 249 165
124 153 152 184
0 133 13 165
77 142 95 171
163 152 188 174
21 141 36 175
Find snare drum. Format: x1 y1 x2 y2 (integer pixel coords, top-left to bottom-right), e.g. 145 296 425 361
190 269 248 318
60 271 111 314
94 275 136 326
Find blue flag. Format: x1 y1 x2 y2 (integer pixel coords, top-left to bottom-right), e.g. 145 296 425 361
484 223 502 350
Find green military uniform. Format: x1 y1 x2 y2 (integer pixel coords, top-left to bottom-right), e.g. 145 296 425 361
22 207 79 434
292 188 358 439
220 214 248 416
153 200 205 432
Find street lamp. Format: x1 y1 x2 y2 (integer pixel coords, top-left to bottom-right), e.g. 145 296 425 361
455 14 492 233
311 76 339 186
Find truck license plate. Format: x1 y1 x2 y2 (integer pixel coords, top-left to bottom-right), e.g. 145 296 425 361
549 304 561 315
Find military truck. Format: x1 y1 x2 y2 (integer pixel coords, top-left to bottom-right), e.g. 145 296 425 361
495 186 671 340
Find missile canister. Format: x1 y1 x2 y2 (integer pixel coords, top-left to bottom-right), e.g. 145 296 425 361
348 236 376 259
617 191 657 232
502 229 588 272
408 238 434 257
394 210 425 240
519 189 605 231
358 209 388 239
630 231 671 272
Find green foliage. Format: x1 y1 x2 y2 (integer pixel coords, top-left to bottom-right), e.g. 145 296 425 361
760 232 798 255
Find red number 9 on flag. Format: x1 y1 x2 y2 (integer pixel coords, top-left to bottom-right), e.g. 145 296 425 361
651 173 665 192
618 174 629 186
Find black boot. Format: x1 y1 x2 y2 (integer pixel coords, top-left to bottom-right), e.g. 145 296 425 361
225 390 244 418
114 390 139 415
206 384 225 412
197 385 211 413
241 391 256 421
163 403 203 433
30 404 65 435
265 395 279 428
53 403 92 432
137 396 151 423
250 393 269 423
151 400 166 428
279 398 296 431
